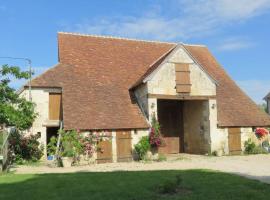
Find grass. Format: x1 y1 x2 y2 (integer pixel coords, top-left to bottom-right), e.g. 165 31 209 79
0 170 269 200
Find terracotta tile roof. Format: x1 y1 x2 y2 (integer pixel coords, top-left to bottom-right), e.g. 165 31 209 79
31 32 270 129
183 45 270 127
31 32 174 130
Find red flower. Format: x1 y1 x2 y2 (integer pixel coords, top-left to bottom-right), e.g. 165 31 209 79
255 128 269 139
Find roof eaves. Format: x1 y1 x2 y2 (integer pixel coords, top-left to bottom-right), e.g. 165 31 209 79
130 44 177 90
181 44 219 86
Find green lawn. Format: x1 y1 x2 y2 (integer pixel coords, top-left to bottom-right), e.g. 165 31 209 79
0 170 269 200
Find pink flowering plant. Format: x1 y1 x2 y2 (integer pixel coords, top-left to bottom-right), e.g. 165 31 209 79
81 131 107 158
149 113 163 148
255 128 269 140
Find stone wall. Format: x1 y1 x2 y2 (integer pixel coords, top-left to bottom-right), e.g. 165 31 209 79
20 88 50 157
134 84 149 119
147 47 216 96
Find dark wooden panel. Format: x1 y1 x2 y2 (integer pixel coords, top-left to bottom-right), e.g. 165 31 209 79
228 128 242 155
147 94 216 100
116 130 132 162
157 100 184 154
158 137 180 154
49 93 61 120
97 134 112 163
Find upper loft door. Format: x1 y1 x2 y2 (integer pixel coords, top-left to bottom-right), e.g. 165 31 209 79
49 93 62 120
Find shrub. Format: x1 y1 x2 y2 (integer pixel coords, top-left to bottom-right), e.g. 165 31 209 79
9 130 43 163
60 130 83 158
244 139 256 154
47 136 57 156
244 139 268 154
134 136 150 160
157 175 182 194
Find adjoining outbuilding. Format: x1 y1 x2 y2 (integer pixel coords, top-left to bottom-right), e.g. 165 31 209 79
19 32 270 162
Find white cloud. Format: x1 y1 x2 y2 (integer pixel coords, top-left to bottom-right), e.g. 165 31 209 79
180 0 270 21
237 80 270 103
217 37 255 51
63 0 270 41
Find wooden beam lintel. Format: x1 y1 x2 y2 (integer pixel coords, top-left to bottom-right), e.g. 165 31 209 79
147 94 216 100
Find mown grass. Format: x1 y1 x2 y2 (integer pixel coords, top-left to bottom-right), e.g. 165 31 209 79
0 170 269 200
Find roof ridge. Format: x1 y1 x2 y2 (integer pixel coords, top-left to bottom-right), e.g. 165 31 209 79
182 43 206 47
58 31 177 45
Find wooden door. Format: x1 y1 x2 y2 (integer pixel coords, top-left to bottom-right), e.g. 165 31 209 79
49 93 61 120
157 100 184 154
116 130 132 162
97 133 112 163
228 128 242 155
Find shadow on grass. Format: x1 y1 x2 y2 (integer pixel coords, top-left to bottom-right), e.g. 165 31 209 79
0 170 269 200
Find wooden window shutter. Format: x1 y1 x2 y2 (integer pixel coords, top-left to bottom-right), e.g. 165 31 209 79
175 63 191 93
49 93 62 120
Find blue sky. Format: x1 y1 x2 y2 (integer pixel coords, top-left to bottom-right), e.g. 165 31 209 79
0 0 270 103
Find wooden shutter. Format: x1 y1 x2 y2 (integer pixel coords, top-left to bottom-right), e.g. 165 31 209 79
49 93 61 120
175 63 191 93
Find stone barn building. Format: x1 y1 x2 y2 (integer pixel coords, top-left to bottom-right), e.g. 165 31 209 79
19 32 270 162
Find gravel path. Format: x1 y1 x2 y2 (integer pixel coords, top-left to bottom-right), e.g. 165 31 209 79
12 154 270 184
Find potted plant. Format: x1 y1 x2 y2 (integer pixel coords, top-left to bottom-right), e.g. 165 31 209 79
47 136 57 161
59 130 83 167
61 148 75 167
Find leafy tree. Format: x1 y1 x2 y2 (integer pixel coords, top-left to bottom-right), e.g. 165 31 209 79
258 103 267 113
0 64 37 130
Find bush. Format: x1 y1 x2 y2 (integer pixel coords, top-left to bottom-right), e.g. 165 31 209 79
157 175 182 194
9 130 43 163
244 139 256 154
134 136 150 160
47 136 57 156
244 139 268 154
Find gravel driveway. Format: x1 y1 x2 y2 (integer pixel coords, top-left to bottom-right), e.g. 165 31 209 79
12 154 270 184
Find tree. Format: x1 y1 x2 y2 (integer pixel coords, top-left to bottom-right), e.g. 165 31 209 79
258 103 267 113
0 64 37 130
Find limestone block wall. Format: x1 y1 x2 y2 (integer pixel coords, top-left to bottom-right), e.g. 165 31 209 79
208 99 229 155
241 128 258 150
147 47 216 96
134 84 149 119
20 88 49 156
183 100 211 154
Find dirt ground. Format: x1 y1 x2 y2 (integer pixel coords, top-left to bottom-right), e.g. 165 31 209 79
12 154 270 184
